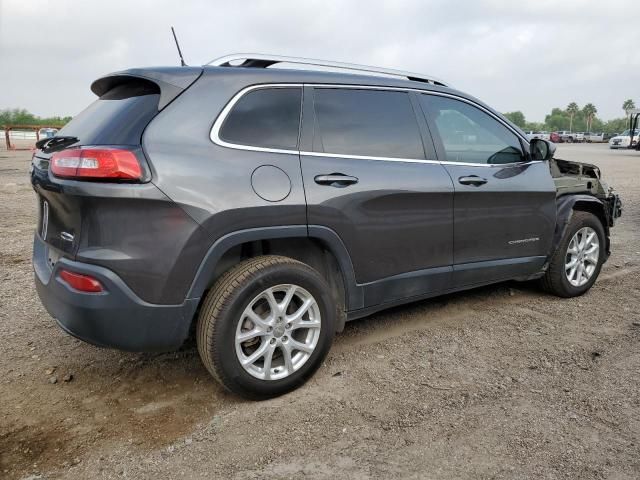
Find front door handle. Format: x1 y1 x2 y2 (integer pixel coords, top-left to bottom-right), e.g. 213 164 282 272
314 173 359 187
458 175 487 186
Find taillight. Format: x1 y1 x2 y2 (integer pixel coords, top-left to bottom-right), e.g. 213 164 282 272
50 148 142 180
59 269 104 293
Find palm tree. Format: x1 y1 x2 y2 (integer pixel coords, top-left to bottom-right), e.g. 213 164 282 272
567 102 579 132
583 104 597 131
623 99 636 118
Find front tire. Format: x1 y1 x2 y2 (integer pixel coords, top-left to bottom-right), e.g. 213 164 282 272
541 211 605 297
196 255 336 399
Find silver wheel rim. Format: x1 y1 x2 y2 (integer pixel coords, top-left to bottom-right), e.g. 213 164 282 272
565 226 599 287
235 284 322 381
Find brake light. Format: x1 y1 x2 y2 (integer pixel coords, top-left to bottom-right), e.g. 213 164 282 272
59 269 104 293
50 148 142 180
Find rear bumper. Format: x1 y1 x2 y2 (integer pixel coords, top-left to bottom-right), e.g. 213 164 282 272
33 234 199 352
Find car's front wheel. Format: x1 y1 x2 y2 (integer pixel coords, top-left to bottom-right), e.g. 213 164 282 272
196 255 336 399
541 211 605 297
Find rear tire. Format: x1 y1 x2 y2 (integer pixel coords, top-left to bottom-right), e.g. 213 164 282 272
196 255 336 400
540 211 605 297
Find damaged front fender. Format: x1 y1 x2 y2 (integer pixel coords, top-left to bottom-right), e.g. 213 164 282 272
552 194 614 262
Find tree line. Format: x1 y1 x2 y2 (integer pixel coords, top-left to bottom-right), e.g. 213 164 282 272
2 99 638 134
0 108 72 127
504 99 636 134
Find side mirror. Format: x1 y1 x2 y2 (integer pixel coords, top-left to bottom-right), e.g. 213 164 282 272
530 138 556 161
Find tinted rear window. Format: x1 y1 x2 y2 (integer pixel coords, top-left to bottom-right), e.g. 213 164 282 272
58 81 160 146
312 88 425 159
219 87 302 150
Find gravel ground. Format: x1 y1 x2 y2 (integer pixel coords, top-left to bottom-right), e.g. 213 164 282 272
1 144 639 480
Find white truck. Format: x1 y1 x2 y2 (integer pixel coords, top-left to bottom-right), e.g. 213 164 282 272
585 132 604 143
558 131 584 143
609 129 640 149
525 131 550 141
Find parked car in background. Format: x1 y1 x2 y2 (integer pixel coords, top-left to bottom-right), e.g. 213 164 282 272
609 129 640 149
585 132 604 143
558 131 575 142
38 128 58 139
603 132 618 142
574 132 586 143
525 131 550 141
537 131 551 141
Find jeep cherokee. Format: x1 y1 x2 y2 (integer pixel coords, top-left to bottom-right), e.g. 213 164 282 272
31 54 622 399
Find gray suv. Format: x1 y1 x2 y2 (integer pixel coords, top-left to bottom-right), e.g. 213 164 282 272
31 54 622 399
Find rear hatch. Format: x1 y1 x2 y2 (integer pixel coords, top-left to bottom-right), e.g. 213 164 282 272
31 67 202 260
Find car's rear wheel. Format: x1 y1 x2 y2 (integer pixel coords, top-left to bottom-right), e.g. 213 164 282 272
196 255 335 399
540 211 605 297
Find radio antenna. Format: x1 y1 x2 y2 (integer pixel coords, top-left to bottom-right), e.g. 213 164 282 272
171 26 187 66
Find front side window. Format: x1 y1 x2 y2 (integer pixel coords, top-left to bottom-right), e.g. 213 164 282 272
420 95 523 164
219 87 302 150
312 88 425 159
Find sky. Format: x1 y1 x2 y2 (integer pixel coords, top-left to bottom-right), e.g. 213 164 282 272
0 0 638 122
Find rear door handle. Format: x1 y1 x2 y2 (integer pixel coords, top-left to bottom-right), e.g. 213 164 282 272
458 175 487 186
314 173 359 187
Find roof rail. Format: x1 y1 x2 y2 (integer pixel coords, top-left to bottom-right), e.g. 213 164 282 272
207 53 448 87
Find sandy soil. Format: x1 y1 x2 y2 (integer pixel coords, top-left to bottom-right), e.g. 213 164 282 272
1 144 638 479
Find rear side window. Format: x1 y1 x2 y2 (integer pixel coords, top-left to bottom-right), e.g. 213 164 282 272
312 88 425 159
420 94 523 165
58 81 160 146
219 87 302 150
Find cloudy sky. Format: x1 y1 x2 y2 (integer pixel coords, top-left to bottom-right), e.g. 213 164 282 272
0 0 638 122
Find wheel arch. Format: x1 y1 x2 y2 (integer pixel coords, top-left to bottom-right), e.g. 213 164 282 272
186 226 362 332
553 194 611 260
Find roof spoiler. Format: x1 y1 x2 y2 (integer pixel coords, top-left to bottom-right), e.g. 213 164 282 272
90 67 203 110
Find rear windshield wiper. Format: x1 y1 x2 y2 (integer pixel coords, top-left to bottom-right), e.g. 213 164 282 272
36 136 79 153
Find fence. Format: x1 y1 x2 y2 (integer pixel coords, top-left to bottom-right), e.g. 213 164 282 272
1 125 61 151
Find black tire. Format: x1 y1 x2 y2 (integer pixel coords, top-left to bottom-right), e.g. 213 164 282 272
196 255 336 400
540 211 605 297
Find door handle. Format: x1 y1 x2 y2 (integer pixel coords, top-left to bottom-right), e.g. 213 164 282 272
458 175 487 186
314 173 359 187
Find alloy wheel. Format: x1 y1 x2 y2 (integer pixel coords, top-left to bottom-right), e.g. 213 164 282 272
565 226 599 287
235 284 321 380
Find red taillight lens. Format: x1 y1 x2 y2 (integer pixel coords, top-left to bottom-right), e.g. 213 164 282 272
51 148 142 180
59 269 104 293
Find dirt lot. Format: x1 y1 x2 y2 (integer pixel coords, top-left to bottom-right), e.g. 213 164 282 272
1 144 639 479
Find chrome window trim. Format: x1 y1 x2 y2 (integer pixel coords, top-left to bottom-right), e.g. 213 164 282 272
300 151 439 165
440 159 542 168
209 82 535 168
